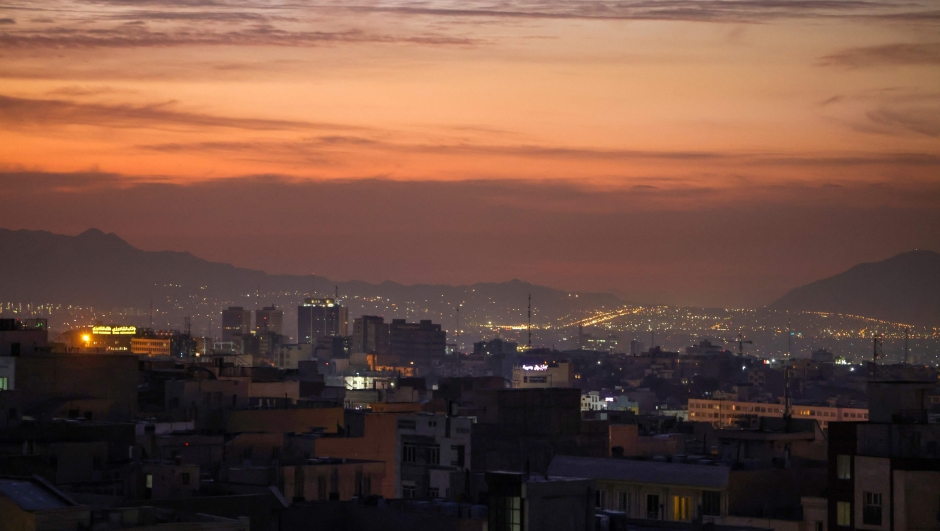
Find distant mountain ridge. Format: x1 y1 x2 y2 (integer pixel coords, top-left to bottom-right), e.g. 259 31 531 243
769 250 940 327
0 228 622 329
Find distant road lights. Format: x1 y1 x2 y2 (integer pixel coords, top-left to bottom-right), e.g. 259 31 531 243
82 334 90 343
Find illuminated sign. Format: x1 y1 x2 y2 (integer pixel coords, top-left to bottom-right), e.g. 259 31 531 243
521 364 548 371
92 325 137 335
605 397 615 402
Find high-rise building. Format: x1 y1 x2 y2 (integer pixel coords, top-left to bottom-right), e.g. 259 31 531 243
255 306 284 336
297 298 348 344
221 307 250 342
351 315 389 354
389 319 446 361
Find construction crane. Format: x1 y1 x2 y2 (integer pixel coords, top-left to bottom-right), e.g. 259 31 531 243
731 332 753 357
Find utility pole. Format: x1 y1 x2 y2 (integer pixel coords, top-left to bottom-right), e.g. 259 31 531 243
904 328 910 364
735 332 753 357
872 333 882 378
527 293 532 349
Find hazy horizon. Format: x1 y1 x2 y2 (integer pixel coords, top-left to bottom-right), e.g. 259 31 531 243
2 0 939 307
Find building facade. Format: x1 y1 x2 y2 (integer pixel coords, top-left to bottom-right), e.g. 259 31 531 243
388 319 446 361
688 398 868 429
254 306 284 336
221 307 251 342
297 298 348 344
351 315 390 355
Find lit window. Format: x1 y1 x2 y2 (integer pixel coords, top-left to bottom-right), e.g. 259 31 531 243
837 502 851 526
836 455 851 480
673 496 692 521
491 496 522 531
596 489 607 510
0 377 7 391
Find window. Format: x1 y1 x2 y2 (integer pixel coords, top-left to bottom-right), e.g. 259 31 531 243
403 485 417 498
836 455 851 480
0 377 8 391
673 496 692 521
863 492 882 526
647 494 660 519
618 491 630 513
596 489 607 510
427 445 440 465
491 496 522 531
815 521 824 531
451 445 466 468
837 502 851 527
702 491 721 516
428 487 440 498
180 472 190 485
402 444 417 463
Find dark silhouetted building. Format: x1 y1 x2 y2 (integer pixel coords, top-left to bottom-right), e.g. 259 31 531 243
221 307 251 342
255 306 284 336
473 338 518 357
351 315 389 355
298 298 348 344
389 319 446 361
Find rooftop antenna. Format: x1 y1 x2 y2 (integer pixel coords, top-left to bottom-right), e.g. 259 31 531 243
787 316 792 358
455 305 460 351
903 327 910 364
650 328 655 350
527 293 532 349
184 315 191 336
735 332 753 357
872 333 882 378
334 285 338 302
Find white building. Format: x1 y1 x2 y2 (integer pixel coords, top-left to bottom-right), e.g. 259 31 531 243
582 391 605 412
396 413 472 500
512 361 572 388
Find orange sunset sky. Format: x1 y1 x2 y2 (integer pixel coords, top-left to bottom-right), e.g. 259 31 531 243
1 0 938 306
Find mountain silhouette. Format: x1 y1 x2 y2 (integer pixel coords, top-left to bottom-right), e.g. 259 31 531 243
0 228 622 330
769 250 940 327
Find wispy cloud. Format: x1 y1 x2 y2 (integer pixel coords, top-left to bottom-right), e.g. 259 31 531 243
866 106 940 137
0 24 476 49
136 134 940 169
312 0 939 24
0 94 353 131
820 42 940 67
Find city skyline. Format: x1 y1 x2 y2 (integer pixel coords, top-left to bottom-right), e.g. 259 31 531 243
1 0 939 307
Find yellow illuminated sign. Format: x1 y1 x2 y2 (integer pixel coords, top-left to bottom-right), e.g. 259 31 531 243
92 325 137 335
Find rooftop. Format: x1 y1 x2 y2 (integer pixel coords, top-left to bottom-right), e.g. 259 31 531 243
0 476 80 511
548 456 730 489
